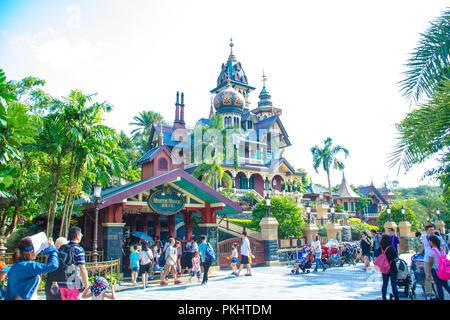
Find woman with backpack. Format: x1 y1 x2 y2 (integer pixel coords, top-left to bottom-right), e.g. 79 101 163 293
139 242 154 288
427 235 450 300
375 234 399 300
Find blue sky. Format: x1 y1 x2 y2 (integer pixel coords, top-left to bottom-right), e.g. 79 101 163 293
0 0 448 189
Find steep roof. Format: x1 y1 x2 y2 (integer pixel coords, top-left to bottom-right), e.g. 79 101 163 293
336 173 360 199
358 184 388 205
136 145 173 166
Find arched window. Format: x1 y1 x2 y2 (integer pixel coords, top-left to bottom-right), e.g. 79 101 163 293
158 157 168 171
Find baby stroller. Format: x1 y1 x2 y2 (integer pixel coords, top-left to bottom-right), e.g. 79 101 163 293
321 245 331 268
409 254 437 300
341 242 358 266
390 258 411 299
328 244 342 267
291 246 314 274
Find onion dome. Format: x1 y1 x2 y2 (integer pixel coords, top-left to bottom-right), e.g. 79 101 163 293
213 79 245 112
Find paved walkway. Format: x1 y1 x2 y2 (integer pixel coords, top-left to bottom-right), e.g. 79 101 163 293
37 253 449 300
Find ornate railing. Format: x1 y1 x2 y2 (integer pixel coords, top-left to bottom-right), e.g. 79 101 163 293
85 258 121 285
1 250 103 266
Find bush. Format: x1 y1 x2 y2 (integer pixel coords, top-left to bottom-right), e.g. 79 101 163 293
377 200 421 231
251 196 304 238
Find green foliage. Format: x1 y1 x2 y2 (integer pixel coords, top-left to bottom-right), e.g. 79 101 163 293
347 218 379 238
251 196 304 238
311 137 349 200
377 200 421 231
391 9 450 203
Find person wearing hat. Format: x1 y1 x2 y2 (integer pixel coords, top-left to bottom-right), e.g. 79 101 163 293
5 236 58 300
82 276 116 300
0 260 10 300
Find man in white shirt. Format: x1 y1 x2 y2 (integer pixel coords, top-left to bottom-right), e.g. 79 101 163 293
160 238 182 286
419 224 445 297
235 231 252 276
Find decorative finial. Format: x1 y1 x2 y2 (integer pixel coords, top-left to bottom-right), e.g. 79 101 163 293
262 70 267 87
227 37 236 62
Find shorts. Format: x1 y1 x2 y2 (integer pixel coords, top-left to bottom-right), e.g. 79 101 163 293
190 270 201 279
59 287 80 300
131 267 139 272
241 255 249 265
140 263 152 273
231 257 238 264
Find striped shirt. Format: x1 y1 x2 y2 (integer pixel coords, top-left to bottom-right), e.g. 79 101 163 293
68 241 86 265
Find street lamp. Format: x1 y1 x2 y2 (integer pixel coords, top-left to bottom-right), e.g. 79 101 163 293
306 202 311 224
92 183 102 263
264 177 270 191
387 205 391 222
401 205 406 222
329 203 336 223
265 193 271 217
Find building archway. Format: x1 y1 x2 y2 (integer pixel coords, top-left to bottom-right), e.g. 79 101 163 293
251 173 264 196
272 175 284 192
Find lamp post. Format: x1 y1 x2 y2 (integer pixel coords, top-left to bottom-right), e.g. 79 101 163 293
387 205 391 222
264 177 270 191
329 203 335 223
401 205 406 222
306 202 311 224
265 193 271 217
92 183 102 263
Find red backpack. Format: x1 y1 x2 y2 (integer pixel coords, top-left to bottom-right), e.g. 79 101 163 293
374 246 391 275
431 248 450 280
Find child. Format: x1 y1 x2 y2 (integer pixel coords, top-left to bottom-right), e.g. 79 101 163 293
0 260 10 300
82 276 116 300
189 251 202 283
129 245 140 285
228 242 239 275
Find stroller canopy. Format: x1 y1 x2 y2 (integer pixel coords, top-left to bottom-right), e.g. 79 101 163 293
325 239 339 247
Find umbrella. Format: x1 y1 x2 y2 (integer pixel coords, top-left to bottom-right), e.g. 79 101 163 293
325 239 339 247
131 231 153 244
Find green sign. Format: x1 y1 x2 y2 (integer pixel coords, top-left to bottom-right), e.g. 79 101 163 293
148 186 185 216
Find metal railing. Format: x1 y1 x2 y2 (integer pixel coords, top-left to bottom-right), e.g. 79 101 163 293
1 250 103 266
217 218 262 240
86 258 121 285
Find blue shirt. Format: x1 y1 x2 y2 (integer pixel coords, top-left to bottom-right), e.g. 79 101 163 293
5 245 58 300
198 242 207 263
391 235 400 253
130 251 140 268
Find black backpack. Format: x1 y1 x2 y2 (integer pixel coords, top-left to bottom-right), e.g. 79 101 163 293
48 243 77 284
158 247 169 268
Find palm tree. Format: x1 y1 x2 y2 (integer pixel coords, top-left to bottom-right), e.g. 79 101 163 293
130 110 164 139
311 137 349 205
390 9 450 200
192 161 233 190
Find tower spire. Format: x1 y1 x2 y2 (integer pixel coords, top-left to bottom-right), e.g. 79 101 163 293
228 37 236 62
158 115 164 146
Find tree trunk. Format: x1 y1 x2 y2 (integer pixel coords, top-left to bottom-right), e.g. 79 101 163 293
48 155 63 238
59 151 76 237
0 207 7 231
326 170 333 205
5 189 21 237
65 197 76 238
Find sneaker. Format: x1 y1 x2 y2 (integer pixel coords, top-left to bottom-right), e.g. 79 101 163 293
245 274 252 276
362 267 367 271
174 280 182 285
177 272 182 276
160 281 168 286
322 268 326 271
313 269 317 272
150 275 155 280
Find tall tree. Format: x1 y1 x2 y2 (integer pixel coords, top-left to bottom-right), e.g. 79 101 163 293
390 9 450 201
311 137 349 205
